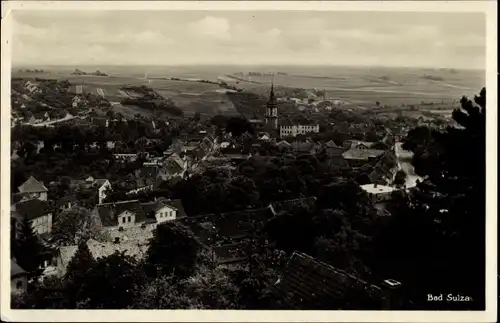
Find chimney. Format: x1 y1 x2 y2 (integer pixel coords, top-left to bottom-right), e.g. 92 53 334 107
374 183 378 188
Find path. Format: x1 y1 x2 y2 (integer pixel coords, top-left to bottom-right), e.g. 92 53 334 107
395 142 423 188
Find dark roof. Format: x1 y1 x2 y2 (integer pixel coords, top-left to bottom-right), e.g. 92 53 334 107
164 199 187 218
18 176 48 193
324 140 339 148
273 252 387 309
97 200 144 227
270 197 317 215
342 148 385 161
94 179 109 187
14 199 51 221
180 206 275 244
213 242 248 264
11 260 27 277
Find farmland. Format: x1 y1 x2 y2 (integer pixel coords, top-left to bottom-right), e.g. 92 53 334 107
11 65 484 119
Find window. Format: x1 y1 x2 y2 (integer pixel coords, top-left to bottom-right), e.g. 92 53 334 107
122 217 126 224
127 216 131 223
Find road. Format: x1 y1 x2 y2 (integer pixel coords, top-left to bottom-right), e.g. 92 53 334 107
395 142 423 188
22 113 76 128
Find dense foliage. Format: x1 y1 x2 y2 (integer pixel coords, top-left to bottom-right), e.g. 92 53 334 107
11 85 486 310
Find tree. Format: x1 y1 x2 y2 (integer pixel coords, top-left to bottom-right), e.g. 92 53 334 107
64 242 95 308
132 275 204 309
52 207 106 246
225 117 254 137
78 252 146 309
145 222 202 279
183 265 240 309
15 217 43 277
372 88 486 310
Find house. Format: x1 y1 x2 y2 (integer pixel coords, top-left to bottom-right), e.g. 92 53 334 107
70 177 111 204
96 200 145 229
12 199 53 235
360 183 398 203
271 252 389 309
140 197 187 224
55 196 75 212
94 179 111 204
280 119 320 138
342 148 385 167
276 140 292 151
18 176 48 201
11 260 28 295
343 140 375 150
368 151 398 185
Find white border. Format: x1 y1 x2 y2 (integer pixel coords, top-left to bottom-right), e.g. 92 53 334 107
1 1 497 322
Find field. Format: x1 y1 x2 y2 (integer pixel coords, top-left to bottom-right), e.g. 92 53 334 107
12 65 484 118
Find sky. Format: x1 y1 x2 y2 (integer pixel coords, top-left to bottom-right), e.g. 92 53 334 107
12 11 486 69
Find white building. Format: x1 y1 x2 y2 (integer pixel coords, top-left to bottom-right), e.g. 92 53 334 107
360 184 398 203
280 124 320 138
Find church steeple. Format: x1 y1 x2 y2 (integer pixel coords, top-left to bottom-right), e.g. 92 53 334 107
265 78 278 130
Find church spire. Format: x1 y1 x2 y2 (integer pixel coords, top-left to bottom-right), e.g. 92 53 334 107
268 75 277 105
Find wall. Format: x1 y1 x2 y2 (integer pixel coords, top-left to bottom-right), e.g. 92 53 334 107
155 205 177 224
98 181 111 204
117 210 136 228
31 213 52 235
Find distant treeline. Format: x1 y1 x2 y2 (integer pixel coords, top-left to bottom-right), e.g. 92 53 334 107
72 69 108 76
18 69 45 73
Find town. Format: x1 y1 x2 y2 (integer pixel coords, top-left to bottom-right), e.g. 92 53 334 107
7 7 488 314
9 73 486 310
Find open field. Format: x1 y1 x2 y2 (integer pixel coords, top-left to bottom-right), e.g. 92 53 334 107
12 66 484 118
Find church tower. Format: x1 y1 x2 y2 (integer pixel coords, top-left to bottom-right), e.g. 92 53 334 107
265 82 278 130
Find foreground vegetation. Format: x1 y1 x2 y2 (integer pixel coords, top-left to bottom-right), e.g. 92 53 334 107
11 84 486 309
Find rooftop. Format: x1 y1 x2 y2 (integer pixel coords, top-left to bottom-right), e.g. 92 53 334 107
11 260 27 277
360 184 398 195
13 199 51 221
342 148 385 161
273 252 386 309
18 176 48 193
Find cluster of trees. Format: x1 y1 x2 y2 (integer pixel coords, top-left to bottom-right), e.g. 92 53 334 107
10 121 174 194
11 86 486 310
369 88 486 310
12 221 280 309
120 86 183 117
170 153 353 216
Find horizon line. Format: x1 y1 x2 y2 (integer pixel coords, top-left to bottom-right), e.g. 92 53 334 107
11 63 485 71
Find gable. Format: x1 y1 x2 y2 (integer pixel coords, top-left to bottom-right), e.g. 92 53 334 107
156 205 176 214
118 210 135 218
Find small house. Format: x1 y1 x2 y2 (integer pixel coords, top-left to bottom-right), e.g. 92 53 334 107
18 176 48 201
11 260 28 295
